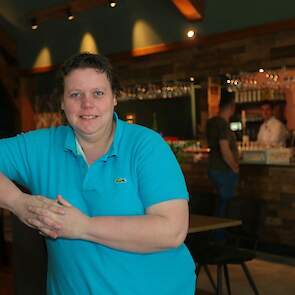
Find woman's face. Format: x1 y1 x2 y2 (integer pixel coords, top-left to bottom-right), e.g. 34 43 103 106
62 68 117 140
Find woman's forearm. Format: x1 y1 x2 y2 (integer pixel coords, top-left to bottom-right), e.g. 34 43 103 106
81 214 188 253
0 173 63 231
27 197 189 253
0 173 23 212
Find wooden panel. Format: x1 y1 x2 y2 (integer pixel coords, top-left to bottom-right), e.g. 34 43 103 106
0 29 16 59
270 44 295 58
171 0 204 21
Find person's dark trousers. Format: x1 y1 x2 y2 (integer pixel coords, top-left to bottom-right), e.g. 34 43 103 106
208 170 239 217
208 170 239 241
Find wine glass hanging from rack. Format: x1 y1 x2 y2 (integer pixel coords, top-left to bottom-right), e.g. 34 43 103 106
119 81 191 101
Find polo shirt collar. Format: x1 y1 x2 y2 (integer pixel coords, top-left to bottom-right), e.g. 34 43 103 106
64 112 123 160
64 126 78 155
107 112 122 158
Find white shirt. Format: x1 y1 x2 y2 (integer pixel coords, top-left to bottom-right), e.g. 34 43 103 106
257 116 288 147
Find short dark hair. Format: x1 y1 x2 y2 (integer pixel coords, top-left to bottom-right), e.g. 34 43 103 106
261 100 274 109
55 52 121 98
219 95 235 110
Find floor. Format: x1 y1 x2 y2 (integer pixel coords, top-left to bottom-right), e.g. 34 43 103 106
197 257 295 295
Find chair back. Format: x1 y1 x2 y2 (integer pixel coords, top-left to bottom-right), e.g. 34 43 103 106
189 191 218 216
226 197 266 247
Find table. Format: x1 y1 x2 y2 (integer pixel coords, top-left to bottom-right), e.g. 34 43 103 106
188 214 242 234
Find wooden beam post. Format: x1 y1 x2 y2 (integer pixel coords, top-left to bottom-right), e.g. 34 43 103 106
171 0 204 21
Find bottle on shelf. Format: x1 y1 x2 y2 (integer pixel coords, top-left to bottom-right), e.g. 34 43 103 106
247 90 252 103
257 89 261 101
235 91 240 103
252 89 257 102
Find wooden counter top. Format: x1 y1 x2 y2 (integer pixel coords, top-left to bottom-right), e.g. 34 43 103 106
189 214 242 234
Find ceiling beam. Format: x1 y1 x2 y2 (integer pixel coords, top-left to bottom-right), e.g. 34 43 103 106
171 0 204 21
30 0 107 26
0 29 17 60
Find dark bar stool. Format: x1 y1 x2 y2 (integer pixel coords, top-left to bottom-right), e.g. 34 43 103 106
12 215 47 295
0 209 7 265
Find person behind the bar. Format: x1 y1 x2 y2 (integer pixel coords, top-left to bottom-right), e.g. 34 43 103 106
206 95 239 218
0 53 196 294
257 100 288 147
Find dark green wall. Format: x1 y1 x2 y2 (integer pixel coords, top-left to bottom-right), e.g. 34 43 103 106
116 96 193 139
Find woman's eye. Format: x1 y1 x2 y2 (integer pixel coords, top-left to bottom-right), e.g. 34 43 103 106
69 92 80 98
94 90 104 97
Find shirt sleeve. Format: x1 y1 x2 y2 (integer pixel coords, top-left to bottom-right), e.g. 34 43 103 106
135 131 189 209
270 121 287 146
0 134 32 188
269 121 282 145
257 124 263 143
217 119 228 140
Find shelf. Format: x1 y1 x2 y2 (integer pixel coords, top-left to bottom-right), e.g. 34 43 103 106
236 99 286 106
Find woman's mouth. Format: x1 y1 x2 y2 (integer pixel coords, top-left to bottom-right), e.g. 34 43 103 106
79 115 98 120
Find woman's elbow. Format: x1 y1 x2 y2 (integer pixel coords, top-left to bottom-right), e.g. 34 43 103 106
168 227 188 248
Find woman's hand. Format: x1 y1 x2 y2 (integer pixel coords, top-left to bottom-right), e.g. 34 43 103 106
27 195 90 240
12 193 65 233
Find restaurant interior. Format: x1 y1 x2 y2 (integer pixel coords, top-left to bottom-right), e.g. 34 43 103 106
0 0 295 294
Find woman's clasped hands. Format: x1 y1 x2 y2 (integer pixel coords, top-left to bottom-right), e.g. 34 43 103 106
26 194 90 240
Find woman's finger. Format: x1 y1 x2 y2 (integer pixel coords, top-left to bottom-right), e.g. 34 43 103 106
57 195 72 207
27 217 45 229
28 213 62 230
48 203 66 214
38 227 59 239
27 204 65 215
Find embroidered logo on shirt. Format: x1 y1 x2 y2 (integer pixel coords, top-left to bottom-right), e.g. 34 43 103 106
115 177 128 184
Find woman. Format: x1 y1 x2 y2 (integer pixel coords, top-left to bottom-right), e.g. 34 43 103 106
0 53 196 294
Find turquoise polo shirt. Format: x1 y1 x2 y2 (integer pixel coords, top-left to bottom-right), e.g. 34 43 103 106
0 113 196 294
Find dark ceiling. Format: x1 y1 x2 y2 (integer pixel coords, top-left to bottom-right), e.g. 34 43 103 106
1 0 295 69
0 0 67 27
1 0 295 34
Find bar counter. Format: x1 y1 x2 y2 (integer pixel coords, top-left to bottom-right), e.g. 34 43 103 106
181 155 295 253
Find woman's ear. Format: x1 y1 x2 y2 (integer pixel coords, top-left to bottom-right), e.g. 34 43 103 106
61 101 64 110
113 97 118 106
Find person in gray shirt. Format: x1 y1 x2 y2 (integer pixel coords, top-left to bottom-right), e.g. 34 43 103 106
206 95 239 218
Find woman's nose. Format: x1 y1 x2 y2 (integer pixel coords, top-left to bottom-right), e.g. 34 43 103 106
81 94 94 108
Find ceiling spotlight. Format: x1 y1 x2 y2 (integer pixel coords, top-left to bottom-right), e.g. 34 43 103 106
187 29 196 39
66 8 75 21
108 0 117 8
31 17 38 30
189 77 195 82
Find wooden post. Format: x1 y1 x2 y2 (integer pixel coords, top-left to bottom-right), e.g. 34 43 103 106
207 77 221 118
17 77 36 131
